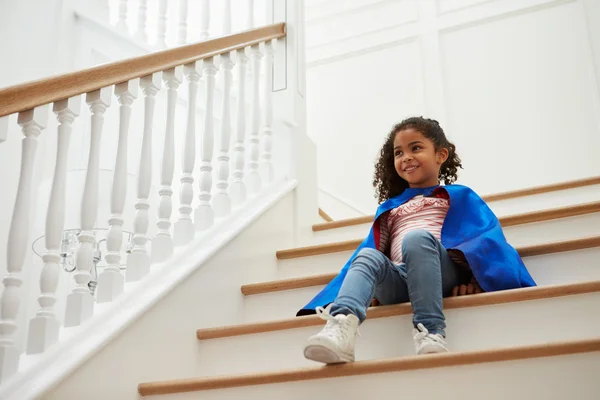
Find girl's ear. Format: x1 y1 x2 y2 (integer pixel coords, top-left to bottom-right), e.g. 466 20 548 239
437 148 449 165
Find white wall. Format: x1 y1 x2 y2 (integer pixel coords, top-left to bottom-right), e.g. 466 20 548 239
306 0 600 214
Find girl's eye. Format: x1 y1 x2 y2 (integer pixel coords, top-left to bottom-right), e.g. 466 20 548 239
412 146 422 151
395 151 403 157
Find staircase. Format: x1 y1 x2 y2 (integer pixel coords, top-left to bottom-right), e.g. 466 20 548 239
37 177 599 399
131 179 600 399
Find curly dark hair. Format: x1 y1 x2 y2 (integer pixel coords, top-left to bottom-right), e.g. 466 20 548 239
373 117 463 203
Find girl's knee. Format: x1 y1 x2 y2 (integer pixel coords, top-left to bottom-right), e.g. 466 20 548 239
402 230 435 248
351 248 386 274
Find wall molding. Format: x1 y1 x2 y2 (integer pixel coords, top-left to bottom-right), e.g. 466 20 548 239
308 32 419 68
438 0 575 33
306 0 401 25
307 0 574 67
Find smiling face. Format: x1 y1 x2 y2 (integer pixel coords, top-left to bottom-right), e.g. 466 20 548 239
393 128 449 188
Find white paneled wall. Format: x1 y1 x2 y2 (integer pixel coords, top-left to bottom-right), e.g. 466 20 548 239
306 0 600 214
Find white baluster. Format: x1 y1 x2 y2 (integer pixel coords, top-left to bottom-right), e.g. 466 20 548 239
152 67 182 263
246 44 263 194
177 0 188 45
222 0 232 35
0 116 7 143
230 48 249 206
97 0 110 22
260 39 275 184
195 57 217 230
199 0 210 41
126 74 160 282
156 0 168 49
247 0 255 29
174 62 200 246
116 0 129 32
135 0 148 42
27 98 81 354
97 81 138 303
0 105 49 383
245 0 255 77
213 53 234 217
65 88 111 327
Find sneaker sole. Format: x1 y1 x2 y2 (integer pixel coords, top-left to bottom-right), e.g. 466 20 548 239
304 344 354 364
417 344 449 355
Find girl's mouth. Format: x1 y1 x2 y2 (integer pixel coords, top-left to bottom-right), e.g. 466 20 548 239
404 165 419 174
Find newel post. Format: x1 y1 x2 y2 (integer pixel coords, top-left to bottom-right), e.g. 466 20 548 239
272 0 317 246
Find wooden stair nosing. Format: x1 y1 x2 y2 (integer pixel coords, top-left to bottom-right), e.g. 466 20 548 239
276 239 363 260
241 273 336 295
318 208 334 222
253 236 600 295
313 199 600 232
483 176 600 202
201 280 600 340
138 337 600 395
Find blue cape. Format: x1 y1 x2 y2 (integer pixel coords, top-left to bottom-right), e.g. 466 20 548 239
297 184 536 316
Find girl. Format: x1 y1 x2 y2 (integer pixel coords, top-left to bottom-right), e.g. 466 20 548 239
299 117 536 364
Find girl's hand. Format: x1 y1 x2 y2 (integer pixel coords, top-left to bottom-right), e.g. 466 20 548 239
451 277 483 297
370 298 381 307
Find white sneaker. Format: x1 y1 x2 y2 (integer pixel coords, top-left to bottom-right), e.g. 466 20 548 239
304 305 360 364
412 323 449 355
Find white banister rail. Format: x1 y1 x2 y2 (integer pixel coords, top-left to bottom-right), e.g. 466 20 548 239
135 0 149 42
177 0 189 45
231 48 249 206
127 73 160 282
261 39 275 184
247 44 263 195
199 0 211 41
26 97 81 355
174 62 201 247
64 88 111 328
0 106 49 382
156 0 168 49
116 0 129 32
213 53 234 218
195 57 218 230
152 67 182 263
97 81 137 303
0 22 287 385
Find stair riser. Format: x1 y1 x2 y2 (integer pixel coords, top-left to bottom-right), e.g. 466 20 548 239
196 292 600 377
247 248 600 322
159 352 600 399
309 211 600 245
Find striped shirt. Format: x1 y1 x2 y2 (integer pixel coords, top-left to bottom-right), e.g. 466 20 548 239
380 195 449 264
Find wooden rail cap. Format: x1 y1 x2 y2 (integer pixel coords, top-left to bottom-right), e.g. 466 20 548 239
138 337 600 395
312 177 600 232
0 23 286 118
200 280 600 340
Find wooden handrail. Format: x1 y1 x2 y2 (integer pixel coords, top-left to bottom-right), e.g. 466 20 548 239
0 23 286 118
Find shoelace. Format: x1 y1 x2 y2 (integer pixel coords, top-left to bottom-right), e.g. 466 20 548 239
414 323 443 343
315 305 360 338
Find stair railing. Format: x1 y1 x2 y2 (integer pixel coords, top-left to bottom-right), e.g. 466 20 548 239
0 22 285 384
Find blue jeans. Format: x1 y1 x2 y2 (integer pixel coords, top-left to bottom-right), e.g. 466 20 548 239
330 230 466 336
